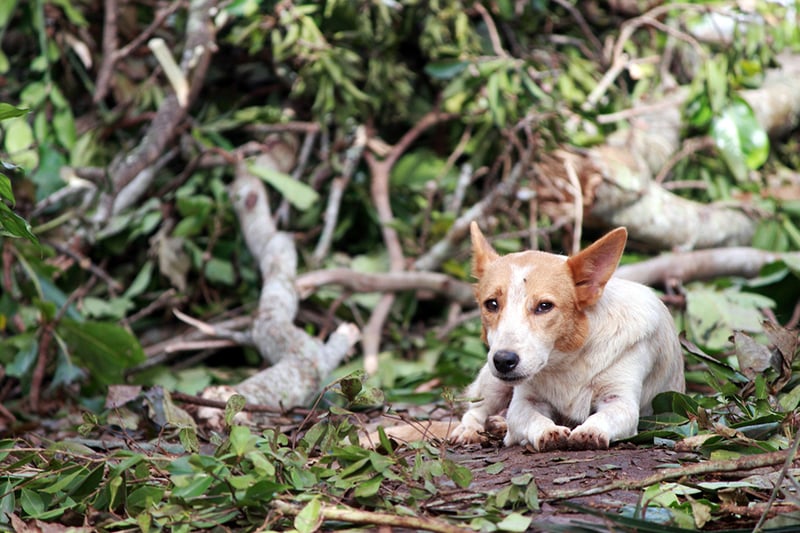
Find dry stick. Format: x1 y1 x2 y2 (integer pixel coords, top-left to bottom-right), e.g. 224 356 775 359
563 155 583 255
551 0 603 59
545 448 799 501
584 4 706 112
296 269 474 306
94 0 184 103
171 391 285 414
312 126 367 265
753 429 800 531
473 2 508 57
414 159 524 272
94 0 215 223
30 278 94 411
654 136 716 184
276 130 318 224
362 111 455 374
272 500 471 533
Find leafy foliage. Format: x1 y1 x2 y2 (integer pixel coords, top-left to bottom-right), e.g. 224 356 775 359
1 0 800 530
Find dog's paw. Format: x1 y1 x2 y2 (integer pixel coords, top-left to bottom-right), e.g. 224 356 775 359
484 415 508 439
536 425 572 451
450 420 484 444
567 425 610 450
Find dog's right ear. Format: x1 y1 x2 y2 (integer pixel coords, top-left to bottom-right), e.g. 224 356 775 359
470 221 499 279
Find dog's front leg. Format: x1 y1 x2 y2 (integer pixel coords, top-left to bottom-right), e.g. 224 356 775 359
568 394 639 450
451 364 512 444
504 391 571 451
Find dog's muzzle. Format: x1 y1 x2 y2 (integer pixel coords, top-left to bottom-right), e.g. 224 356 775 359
492 350 521 380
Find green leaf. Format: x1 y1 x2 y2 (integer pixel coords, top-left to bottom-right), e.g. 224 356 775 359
0 173 14 205
0 202 38 243
224 394 246 426
0 103 28 121
353 475 382 498
229 425 256 456
496 512 532 532
424 60 469 80
685 287 774 352
19 489 44 517
294 496 322 533
57 320 146 385
247 162 319 211
4 118 34 153
711 98 769 181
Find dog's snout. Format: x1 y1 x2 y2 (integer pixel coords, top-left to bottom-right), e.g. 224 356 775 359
493 350 520 374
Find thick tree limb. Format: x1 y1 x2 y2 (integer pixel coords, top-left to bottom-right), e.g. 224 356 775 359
539 52 800 250
616 247 799 286
213 151 359 409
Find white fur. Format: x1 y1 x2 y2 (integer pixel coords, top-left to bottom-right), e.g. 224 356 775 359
452 275 685 450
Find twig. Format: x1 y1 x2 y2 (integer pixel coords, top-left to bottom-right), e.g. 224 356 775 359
546 448 800 501
296 268 474 305
551 0 603 60
362 111 456 373
276 130 318 224
44 239 123 293
92 0 216 224
94 0 184 103
414 161 524 272
472 3 507 57
272 499 471 533
312 126 366 265
563 155 583 255
753 429 800 531
171 391 284 414
654 136 716 184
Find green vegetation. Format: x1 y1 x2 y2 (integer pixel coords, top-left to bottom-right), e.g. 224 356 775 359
1 0 800 530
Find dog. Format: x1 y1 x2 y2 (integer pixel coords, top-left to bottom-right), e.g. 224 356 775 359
451 222 685 451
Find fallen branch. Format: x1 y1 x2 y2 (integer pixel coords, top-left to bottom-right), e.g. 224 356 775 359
91 0 217 225
537 52 800 250
361 111 456 374
272 499 471 533
296 269 474 306
546 448 799 501
615 247 798 286
213 146 359 409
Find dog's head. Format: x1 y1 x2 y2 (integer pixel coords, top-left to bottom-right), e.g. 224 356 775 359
470 222 627 383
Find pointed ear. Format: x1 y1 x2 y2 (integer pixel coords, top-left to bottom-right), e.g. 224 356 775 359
470 221 499 279
566 227 627 309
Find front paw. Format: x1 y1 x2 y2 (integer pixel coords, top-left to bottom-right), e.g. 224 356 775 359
568 425 610 450
505 424 571 451
450 416 484 444
537 425 571 451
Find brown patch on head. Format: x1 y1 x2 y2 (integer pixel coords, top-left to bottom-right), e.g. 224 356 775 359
470 226 627 360
472 245 590 355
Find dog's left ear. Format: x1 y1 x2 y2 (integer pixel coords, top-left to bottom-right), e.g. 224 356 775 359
470 221 499 279
566 227 627 309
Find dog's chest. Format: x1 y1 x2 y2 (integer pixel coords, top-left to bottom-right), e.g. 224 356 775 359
522 364 596 423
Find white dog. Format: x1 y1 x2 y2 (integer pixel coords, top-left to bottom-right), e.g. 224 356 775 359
451 222 685 451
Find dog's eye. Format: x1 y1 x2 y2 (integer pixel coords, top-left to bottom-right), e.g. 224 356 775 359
535 301 554 314
484 299 499 313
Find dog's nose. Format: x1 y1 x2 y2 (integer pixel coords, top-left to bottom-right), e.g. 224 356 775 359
493 350 519 374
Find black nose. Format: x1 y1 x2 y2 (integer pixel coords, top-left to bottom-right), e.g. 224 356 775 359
493 350 519 374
